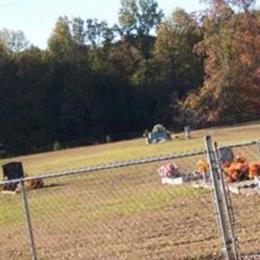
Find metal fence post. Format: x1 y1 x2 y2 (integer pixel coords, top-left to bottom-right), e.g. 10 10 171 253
20 180 37 260
214 142 240 259
257 141 260 154
204 136 238 260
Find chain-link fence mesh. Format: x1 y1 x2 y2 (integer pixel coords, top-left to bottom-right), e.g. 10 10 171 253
0 140 259 259
0 150 224 260
0 184 31 259
222 142 260 257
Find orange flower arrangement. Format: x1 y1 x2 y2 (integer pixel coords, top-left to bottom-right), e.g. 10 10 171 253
222 153 249 183
196 159 209 174
249 163 260 179
235 153 247 164
222 153 260 182
196 154 260 183
223 162 249 182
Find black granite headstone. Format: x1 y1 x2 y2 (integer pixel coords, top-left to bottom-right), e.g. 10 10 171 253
2 162 24 191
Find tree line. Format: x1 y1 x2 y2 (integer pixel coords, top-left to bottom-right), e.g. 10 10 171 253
0 0 259 155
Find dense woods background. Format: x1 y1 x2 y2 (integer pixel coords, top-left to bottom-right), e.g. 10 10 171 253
0 0 259 155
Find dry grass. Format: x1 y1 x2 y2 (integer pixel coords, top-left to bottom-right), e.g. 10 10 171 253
0 167 223 259
1 165 259 259
1 121 260 177
0 122 259 259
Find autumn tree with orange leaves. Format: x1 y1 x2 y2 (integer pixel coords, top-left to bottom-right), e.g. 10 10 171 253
181 0 260 125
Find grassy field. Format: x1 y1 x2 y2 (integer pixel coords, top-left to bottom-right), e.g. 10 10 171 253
0 122 260 259
1 121 260 177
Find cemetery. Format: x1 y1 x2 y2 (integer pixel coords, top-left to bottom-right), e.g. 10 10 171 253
0 123 260 259
156 146 260 195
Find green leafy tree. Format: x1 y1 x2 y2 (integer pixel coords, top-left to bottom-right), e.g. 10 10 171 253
48 17 75 62
86 19 115 47
117 0 163 59
71 17 86 45
118 0 163 37
154 8 204 97
0 28 29 52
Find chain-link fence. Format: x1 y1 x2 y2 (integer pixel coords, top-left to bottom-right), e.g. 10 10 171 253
218 141 260 258
0 138 259 259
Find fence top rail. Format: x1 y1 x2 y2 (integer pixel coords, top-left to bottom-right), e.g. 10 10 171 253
0 139 258 185
0 149 205 184
220 140 258 149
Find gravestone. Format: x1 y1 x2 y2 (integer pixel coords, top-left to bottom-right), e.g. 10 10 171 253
2 162 24 191
146 124 171 144
257 141 260 154
218 147 234 163
184 126 191 139
147 132 170 144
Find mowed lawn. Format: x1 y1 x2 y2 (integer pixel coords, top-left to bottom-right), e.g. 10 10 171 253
1 122 260 177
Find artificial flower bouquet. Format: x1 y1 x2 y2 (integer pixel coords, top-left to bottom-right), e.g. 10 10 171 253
157 163 180 178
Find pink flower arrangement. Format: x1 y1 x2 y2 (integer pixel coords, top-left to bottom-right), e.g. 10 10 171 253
157 163 179 178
